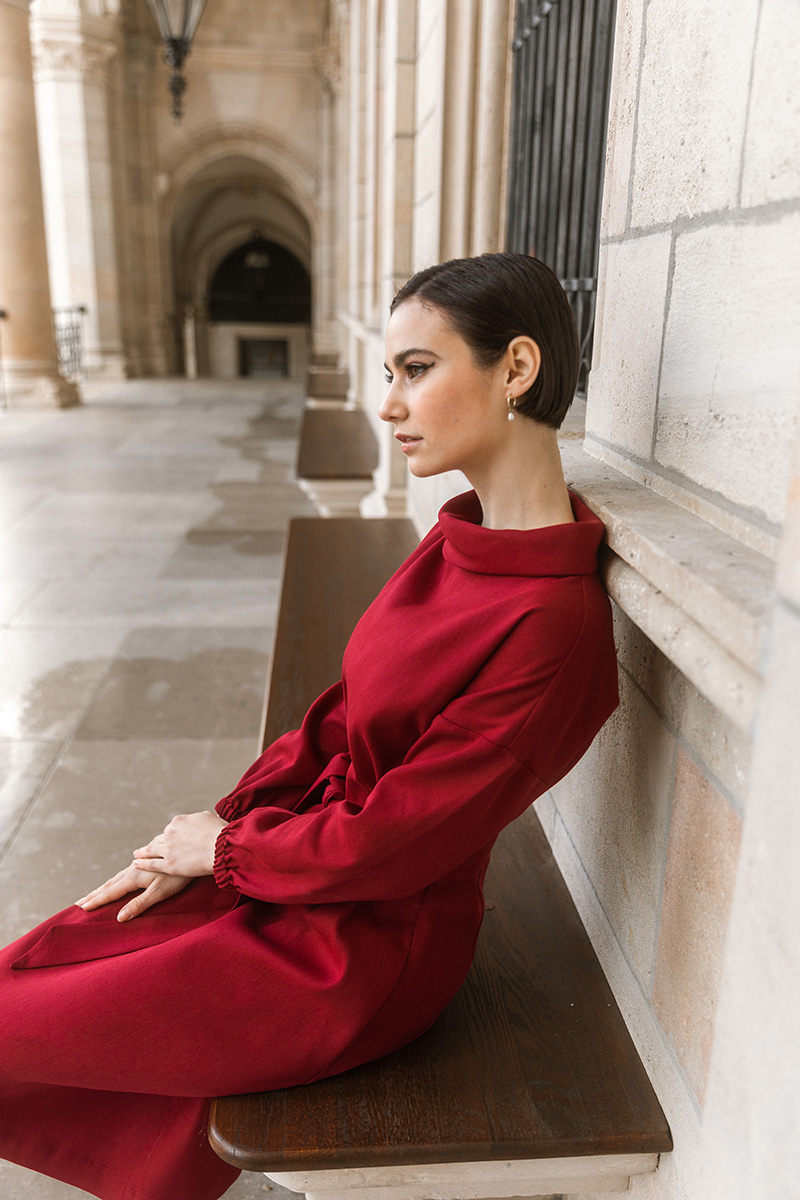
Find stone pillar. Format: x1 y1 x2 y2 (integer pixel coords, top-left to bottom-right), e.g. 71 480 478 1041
0 0 78 407
440 0 478 261
119 32 169 377
30 5 127 379
471 0 513 254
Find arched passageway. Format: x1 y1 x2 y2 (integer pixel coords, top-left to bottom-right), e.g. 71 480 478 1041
170 153 313 382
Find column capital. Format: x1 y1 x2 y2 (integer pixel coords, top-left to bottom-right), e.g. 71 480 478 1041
30 13 119 82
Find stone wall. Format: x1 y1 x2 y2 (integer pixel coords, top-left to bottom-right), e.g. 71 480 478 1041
589 0 800 555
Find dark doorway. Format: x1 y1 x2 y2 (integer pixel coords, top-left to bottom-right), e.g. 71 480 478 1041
239 338 289 379
208 237 311 324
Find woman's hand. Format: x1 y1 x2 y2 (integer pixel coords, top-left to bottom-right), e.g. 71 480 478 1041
76 865 193 922
132 810 228 878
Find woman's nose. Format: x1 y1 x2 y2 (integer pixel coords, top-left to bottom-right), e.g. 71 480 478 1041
378 381 405 424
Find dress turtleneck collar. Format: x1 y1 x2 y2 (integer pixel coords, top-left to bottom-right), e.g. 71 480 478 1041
437 490 606 577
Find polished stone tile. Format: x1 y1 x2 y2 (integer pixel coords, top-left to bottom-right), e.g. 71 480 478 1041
74 627 271 740
0 740 59 851
0 530 181 582
0 627 126 739
0 738 257 945
12 578 280 628
0 486 50 532
196 482 315 532
161 530 285 580
0 579 44 624
13 491 219 537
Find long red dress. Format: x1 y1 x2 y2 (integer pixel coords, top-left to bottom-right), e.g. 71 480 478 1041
0 491 618 1200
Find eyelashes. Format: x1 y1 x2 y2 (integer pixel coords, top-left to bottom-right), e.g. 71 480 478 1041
384 363 432 384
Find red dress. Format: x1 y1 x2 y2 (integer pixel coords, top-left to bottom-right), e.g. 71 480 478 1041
0 491 618 1200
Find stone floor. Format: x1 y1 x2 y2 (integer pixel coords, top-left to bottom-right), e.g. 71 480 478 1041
0 378 316 1199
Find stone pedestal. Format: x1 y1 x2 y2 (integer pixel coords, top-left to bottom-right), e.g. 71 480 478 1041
0 0 78 408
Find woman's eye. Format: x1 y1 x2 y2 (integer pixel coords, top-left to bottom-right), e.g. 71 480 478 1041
384 372 393 384
407 363 429 379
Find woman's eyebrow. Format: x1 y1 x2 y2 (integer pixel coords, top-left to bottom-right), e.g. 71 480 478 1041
389 348 438 368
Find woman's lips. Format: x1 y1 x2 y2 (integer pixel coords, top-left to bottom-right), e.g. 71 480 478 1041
396 434 422 453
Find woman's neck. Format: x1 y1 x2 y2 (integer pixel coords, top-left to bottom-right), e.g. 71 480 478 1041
467 421 575 531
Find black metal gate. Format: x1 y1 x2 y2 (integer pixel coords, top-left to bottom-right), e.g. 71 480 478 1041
52 306 87 382
506 0 617 393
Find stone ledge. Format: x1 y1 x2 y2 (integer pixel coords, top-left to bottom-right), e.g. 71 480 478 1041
561 444 772 730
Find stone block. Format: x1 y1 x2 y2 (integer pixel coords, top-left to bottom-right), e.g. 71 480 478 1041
600 0 644 238
586 232 671 457
777 412 800 606
741 0 800 207
653 749 742 1107
656 214 800 525
630 0 758 226
613 606 751 804
550 668 675 986
307 367 350 398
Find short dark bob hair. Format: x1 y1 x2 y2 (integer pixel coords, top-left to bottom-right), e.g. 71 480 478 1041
390 253 579 429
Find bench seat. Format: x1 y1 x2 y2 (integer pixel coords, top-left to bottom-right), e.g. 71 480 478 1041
211 516 672 1199
295 408 380 517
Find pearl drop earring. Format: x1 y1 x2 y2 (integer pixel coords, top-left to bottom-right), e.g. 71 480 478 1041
507 396 516 421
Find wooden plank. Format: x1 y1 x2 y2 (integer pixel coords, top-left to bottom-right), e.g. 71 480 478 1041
209 811 672 1173
260 516 419 749
296 409 380 480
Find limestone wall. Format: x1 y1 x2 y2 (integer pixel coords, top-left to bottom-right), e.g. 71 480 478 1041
589 0 800 555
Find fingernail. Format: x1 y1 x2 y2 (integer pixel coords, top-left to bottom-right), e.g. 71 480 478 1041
117 910 128 922
75 899 87 907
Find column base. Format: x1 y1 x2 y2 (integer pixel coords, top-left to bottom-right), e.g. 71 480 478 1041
84 353 129 381
3 368 80 409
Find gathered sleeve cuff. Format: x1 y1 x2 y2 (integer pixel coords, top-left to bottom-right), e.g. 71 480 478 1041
215 680 348 822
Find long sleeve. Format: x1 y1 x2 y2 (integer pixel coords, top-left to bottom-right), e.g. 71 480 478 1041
215 680 348 821
213 596 617 904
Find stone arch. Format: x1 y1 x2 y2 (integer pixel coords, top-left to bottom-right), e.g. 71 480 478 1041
164 136 316 381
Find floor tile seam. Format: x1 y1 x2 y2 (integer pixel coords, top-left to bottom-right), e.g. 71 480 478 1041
1 579 52 628
0 492 55 536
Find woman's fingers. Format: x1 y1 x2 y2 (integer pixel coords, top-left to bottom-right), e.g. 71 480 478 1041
130 856 170 874
118 873 191 922
133 834 165 860
76 864 155 911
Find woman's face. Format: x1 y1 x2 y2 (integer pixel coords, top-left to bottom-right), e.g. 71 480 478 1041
380 298 509 480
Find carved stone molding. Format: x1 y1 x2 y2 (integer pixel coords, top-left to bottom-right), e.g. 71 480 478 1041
31 32 118 81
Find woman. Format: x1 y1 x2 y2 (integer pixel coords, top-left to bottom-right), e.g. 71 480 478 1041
0 254 618 1200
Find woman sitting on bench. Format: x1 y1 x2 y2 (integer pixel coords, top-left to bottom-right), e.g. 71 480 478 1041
0 253 618 1200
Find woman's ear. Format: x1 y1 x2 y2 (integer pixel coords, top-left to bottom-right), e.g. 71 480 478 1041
505 336 541 395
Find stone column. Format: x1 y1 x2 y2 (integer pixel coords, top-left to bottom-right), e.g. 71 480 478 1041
0 0 78 407
440 0 478 261
118 31 169 377
471 0 513 253
30 5 127 379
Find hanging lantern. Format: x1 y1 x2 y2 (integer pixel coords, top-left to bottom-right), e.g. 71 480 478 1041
143 0 209 121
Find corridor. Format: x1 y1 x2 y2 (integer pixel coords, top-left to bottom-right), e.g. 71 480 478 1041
0 379 315 1199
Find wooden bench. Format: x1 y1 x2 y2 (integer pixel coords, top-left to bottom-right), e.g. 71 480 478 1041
295 408 379 517
210 517 672 1200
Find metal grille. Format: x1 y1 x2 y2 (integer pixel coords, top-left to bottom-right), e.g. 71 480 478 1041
506 0 617 393
52 306 87 382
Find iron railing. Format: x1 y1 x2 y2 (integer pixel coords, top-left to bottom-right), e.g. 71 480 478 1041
506 0 616 393
52 305 87 382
